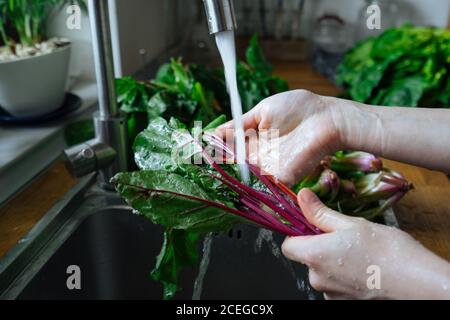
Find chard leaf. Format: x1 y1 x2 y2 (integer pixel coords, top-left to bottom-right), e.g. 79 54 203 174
155 63 173 84
151 229 200 300
246 34 273 75
191 82 216 122
348 57 398 102
147 92 168 119
116 77 154 114
111 170 237 233
133 117 182 172
372 76 426 107
133 117 204 173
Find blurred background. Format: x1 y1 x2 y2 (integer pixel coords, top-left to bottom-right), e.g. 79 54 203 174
46 0 450 78
42 0 450 78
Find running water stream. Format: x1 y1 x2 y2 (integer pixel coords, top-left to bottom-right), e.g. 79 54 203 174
192 233 214 300
254 229 317 300
215 30 250 183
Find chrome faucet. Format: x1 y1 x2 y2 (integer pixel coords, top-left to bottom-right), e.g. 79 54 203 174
203 0 237 34
64 0 128 189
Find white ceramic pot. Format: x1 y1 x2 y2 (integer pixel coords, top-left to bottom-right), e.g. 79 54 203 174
0 44 71 117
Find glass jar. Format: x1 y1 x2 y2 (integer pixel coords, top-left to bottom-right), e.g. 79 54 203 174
311 15 352 80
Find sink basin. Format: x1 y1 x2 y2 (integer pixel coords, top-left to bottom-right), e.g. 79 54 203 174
16 210 314 300
0 174 318 300
0 174 398 300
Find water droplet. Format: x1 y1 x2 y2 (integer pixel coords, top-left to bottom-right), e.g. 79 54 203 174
337 258 344 266
346 242 353 249
371 232 376 238
443 284 448 291
318 255 323 260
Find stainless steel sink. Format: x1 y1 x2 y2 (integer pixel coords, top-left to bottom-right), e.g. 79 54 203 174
0 174 319 300
0 174 398 300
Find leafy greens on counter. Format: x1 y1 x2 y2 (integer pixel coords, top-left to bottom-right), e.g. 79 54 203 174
336 25 450 108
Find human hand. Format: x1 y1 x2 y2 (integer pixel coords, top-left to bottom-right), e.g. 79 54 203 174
282 189 450 300
215 90 361 186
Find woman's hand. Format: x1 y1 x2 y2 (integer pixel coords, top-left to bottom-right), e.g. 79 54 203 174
216 90 352 186
282 189 450 300
216 89 450 183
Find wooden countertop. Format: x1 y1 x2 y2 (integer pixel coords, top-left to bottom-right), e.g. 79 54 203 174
0 62 449 262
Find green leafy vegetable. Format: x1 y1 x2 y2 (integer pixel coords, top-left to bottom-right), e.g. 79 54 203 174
151 229 200 300
246 34 273 75
113 119 412 299
112 170 237 233
337 25 450 108
108 35 412 300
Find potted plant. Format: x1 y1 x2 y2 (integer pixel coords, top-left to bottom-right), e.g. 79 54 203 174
0 0 86 117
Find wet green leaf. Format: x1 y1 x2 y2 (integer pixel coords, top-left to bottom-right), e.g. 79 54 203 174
111 170 237 233
151 229 200 300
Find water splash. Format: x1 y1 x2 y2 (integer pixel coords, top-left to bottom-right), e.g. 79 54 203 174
254 229 316 300
192 233 214 300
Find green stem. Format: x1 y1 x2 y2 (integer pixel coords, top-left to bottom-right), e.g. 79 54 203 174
31 17 41 43
0 21 8 46
24 14 32 45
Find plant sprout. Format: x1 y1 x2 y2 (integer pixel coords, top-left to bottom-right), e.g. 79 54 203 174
0 0 86 47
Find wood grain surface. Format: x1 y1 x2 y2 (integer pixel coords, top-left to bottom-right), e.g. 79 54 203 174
0 161 76 258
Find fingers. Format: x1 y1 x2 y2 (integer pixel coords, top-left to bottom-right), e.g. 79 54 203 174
215 106 262 138
323 292 353 300
283 237 355 296
308 271 345 294
281 234 331 267
297 189 355 233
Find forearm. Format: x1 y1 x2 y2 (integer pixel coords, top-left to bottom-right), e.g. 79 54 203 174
390 248 450 300
331 97 450 173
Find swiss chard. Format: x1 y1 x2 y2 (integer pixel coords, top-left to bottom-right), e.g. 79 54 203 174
108 35 413 300
113 118 412 299
151 229 200 300
112 117 322 298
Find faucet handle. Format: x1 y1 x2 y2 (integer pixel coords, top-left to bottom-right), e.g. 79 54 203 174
63 139 116 178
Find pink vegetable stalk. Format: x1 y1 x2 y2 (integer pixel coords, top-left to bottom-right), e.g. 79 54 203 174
202 133 321 236
329 151 383 173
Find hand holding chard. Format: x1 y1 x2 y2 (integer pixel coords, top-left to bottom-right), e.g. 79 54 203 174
109 37 414 300
112 117 320 238
112 116 412 299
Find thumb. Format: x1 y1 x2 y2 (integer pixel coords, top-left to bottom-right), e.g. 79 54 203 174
215 107 261 138
298 189 355 233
